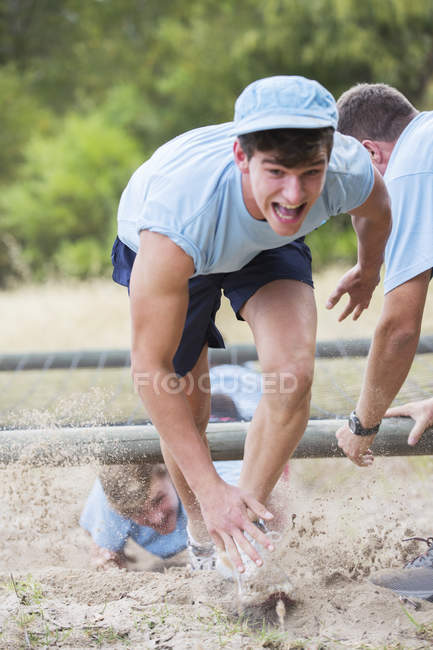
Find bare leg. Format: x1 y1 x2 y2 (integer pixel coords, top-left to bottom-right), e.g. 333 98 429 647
159 345 212 543
239 279 317 511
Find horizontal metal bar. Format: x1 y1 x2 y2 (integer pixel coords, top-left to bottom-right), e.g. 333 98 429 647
0 418 431 465
2 336 433 371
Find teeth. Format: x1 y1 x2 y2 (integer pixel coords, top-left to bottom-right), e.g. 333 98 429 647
279 202 303 209
274 203 303 220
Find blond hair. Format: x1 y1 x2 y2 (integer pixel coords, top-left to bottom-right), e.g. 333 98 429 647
99 463 167 519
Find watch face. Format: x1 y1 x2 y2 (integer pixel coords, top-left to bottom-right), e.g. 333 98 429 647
349 413 357 434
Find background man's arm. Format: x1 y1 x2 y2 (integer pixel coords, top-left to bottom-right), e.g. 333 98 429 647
336 269 431 465
326 167 392 321
130 231 272 569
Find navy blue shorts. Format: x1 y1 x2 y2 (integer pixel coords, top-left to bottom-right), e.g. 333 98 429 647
112 237 313 376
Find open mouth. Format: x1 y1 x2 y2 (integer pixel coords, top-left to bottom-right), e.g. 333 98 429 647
272 202 305 223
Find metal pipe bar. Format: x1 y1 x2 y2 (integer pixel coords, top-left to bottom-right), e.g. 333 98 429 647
0 418 431 466
2 336 433 371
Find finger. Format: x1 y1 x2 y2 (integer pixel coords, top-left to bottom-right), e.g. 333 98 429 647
232 529 263 568
243 518 275 551
243 495 273 522
384 405 409 418
221 532 245 573
408 420 428 446
351 453 373 468
210 531 226 553
358 455 374 467
337 301 355 322
352 303 365 321
326 288 343 310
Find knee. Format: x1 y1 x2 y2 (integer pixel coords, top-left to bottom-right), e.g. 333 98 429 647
262 356 314 412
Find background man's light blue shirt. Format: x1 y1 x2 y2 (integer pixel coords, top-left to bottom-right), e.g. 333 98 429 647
383 112 433 293
117 123 373 275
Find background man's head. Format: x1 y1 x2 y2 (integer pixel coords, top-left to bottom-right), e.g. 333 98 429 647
99 463 179 535
337 83 417 143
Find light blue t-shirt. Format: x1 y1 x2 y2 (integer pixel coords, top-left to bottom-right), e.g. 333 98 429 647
117 123 373 275
383 112 433 294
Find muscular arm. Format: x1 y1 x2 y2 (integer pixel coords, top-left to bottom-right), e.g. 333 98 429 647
130 231 215 491
327 167 392 321
130 231 272 567
336 269 431 464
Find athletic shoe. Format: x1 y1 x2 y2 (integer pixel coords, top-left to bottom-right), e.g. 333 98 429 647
186 529 216 571
370 567 433 602
404 536 433 569
216 521 294 607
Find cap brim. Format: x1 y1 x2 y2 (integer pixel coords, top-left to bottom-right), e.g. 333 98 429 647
232 113 336 136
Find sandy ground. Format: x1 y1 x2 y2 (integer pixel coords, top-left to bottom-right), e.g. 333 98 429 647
1 457 433 649
1 274 433 648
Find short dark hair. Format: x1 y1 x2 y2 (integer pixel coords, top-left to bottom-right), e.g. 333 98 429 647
238 127 334 167
337 83 417 142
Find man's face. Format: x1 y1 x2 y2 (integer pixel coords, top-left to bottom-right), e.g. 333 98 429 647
234 141 329 237
131 474 179 535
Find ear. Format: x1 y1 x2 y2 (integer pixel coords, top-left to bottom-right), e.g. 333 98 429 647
362 139 385 165
233 139 250 173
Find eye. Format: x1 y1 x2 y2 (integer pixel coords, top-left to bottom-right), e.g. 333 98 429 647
304 168 321 177
268 168 284 177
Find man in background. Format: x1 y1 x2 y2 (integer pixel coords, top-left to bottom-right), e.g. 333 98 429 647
335 82 433 600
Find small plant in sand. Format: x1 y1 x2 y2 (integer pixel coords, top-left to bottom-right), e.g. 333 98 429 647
400 603 433 643
6 573 73 648
84 625 129 646
6 574 44 606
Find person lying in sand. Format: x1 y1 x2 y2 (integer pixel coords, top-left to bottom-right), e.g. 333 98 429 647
80 463 187 570
80 364 259 570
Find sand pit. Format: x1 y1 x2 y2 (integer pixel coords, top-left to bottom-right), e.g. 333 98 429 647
1 456 433 649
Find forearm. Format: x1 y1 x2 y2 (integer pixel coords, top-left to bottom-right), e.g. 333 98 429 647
351 212 389 276
133 360 220 497
350 166 392 275
356 322 419 427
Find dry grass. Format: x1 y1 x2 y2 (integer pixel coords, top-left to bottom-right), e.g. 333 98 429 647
2 266 433 352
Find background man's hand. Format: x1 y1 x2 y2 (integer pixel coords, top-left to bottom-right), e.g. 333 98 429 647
385 398 433 446
336 423 375 467
326 264 379 321
198 479 274 573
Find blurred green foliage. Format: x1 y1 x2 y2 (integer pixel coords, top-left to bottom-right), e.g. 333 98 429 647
1 0 433 284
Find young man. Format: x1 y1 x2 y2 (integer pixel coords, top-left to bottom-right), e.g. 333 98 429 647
335 83 433 600
113 75 391 597
80 463 187 570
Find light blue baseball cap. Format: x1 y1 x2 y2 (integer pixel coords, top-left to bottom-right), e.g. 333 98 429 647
233 75 338 135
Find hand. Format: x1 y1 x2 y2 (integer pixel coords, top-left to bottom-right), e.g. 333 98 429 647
198 478 274 573
90 542 128 570
385 398 433 446
336 423 375 467
326 264 379 322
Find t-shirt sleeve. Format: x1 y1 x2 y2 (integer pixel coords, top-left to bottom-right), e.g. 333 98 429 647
325 134 375 216
384 173 433 293
136 194 205 274
79 479 131 552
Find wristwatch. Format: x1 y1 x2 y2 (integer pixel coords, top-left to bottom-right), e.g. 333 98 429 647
348 410 381 436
